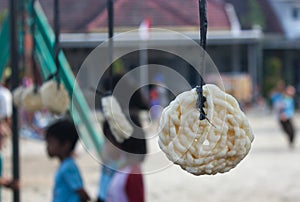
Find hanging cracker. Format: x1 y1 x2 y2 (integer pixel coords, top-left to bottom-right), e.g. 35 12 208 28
101 95 133 143
22 86 43 112
12 86 25 107
40 80 69 115
158 84 254 175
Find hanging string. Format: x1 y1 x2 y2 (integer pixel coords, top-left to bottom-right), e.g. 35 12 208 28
107 0 114 93
91 0 114 102
199 0 207 50
54 0 61 88
196 0 208 121
31 0 39 93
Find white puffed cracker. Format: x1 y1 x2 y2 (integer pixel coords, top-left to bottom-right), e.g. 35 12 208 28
22 86 43 112
158 84 254 175
101 95 133 143
12 86 24 107
40 80 69 115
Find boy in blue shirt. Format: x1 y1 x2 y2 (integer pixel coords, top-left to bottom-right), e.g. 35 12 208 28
46 119 90 202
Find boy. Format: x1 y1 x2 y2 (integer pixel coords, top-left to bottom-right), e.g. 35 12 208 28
45 119 90 202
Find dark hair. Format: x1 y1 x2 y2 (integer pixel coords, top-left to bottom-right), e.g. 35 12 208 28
99 74 148 162
2 76 11 88
103 111 147 162
45 119 79 152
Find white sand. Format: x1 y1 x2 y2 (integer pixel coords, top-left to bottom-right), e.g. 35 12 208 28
2 107 300 202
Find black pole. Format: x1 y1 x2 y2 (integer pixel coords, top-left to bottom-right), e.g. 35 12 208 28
54 0 60 85
19 0 26 76
107 0 114 91
9 0 20 201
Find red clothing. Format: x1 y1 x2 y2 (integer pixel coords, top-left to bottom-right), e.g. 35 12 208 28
126 166 144 202
106 164 144 202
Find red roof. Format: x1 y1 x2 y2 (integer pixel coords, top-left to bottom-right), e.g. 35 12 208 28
39 0 106 32
0 0 236 33
0 0 284 34
87 0 231 32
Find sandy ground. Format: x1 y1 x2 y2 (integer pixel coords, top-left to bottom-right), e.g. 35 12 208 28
2 106 300 202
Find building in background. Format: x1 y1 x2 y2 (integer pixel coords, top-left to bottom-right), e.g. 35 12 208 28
1 0 299 105
226 0 300 105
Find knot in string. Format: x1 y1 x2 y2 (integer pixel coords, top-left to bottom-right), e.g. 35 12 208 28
196 81 206 121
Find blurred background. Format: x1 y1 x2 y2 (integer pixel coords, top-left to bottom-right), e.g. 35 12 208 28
1 0 300 107
1 0 300 201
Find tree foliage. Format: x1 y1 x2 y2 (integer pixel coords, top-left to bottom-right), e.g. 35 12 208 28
241 0 266 29
263 57 283 98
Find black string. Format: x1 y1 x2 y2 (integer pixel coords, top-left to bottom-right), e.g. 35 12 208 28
107 0 114 93
31 0 38 93
199 0 207 50
54 0 60 88
196 0 208 121
89 87 110 97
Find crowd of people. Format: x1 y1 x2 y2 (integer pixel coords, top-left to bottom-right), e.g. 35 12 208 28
0 72 150 202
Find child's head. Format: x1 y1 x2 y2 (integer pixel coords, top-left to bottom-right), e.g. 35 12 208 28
102 111 147 163
45 119 79 159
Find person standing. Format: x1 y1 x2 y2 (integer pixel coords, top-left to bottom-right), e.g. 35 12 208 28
97 74 148 202
0 78 12 149
0 77 19 200
278 85 296 148
101 113 146 202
